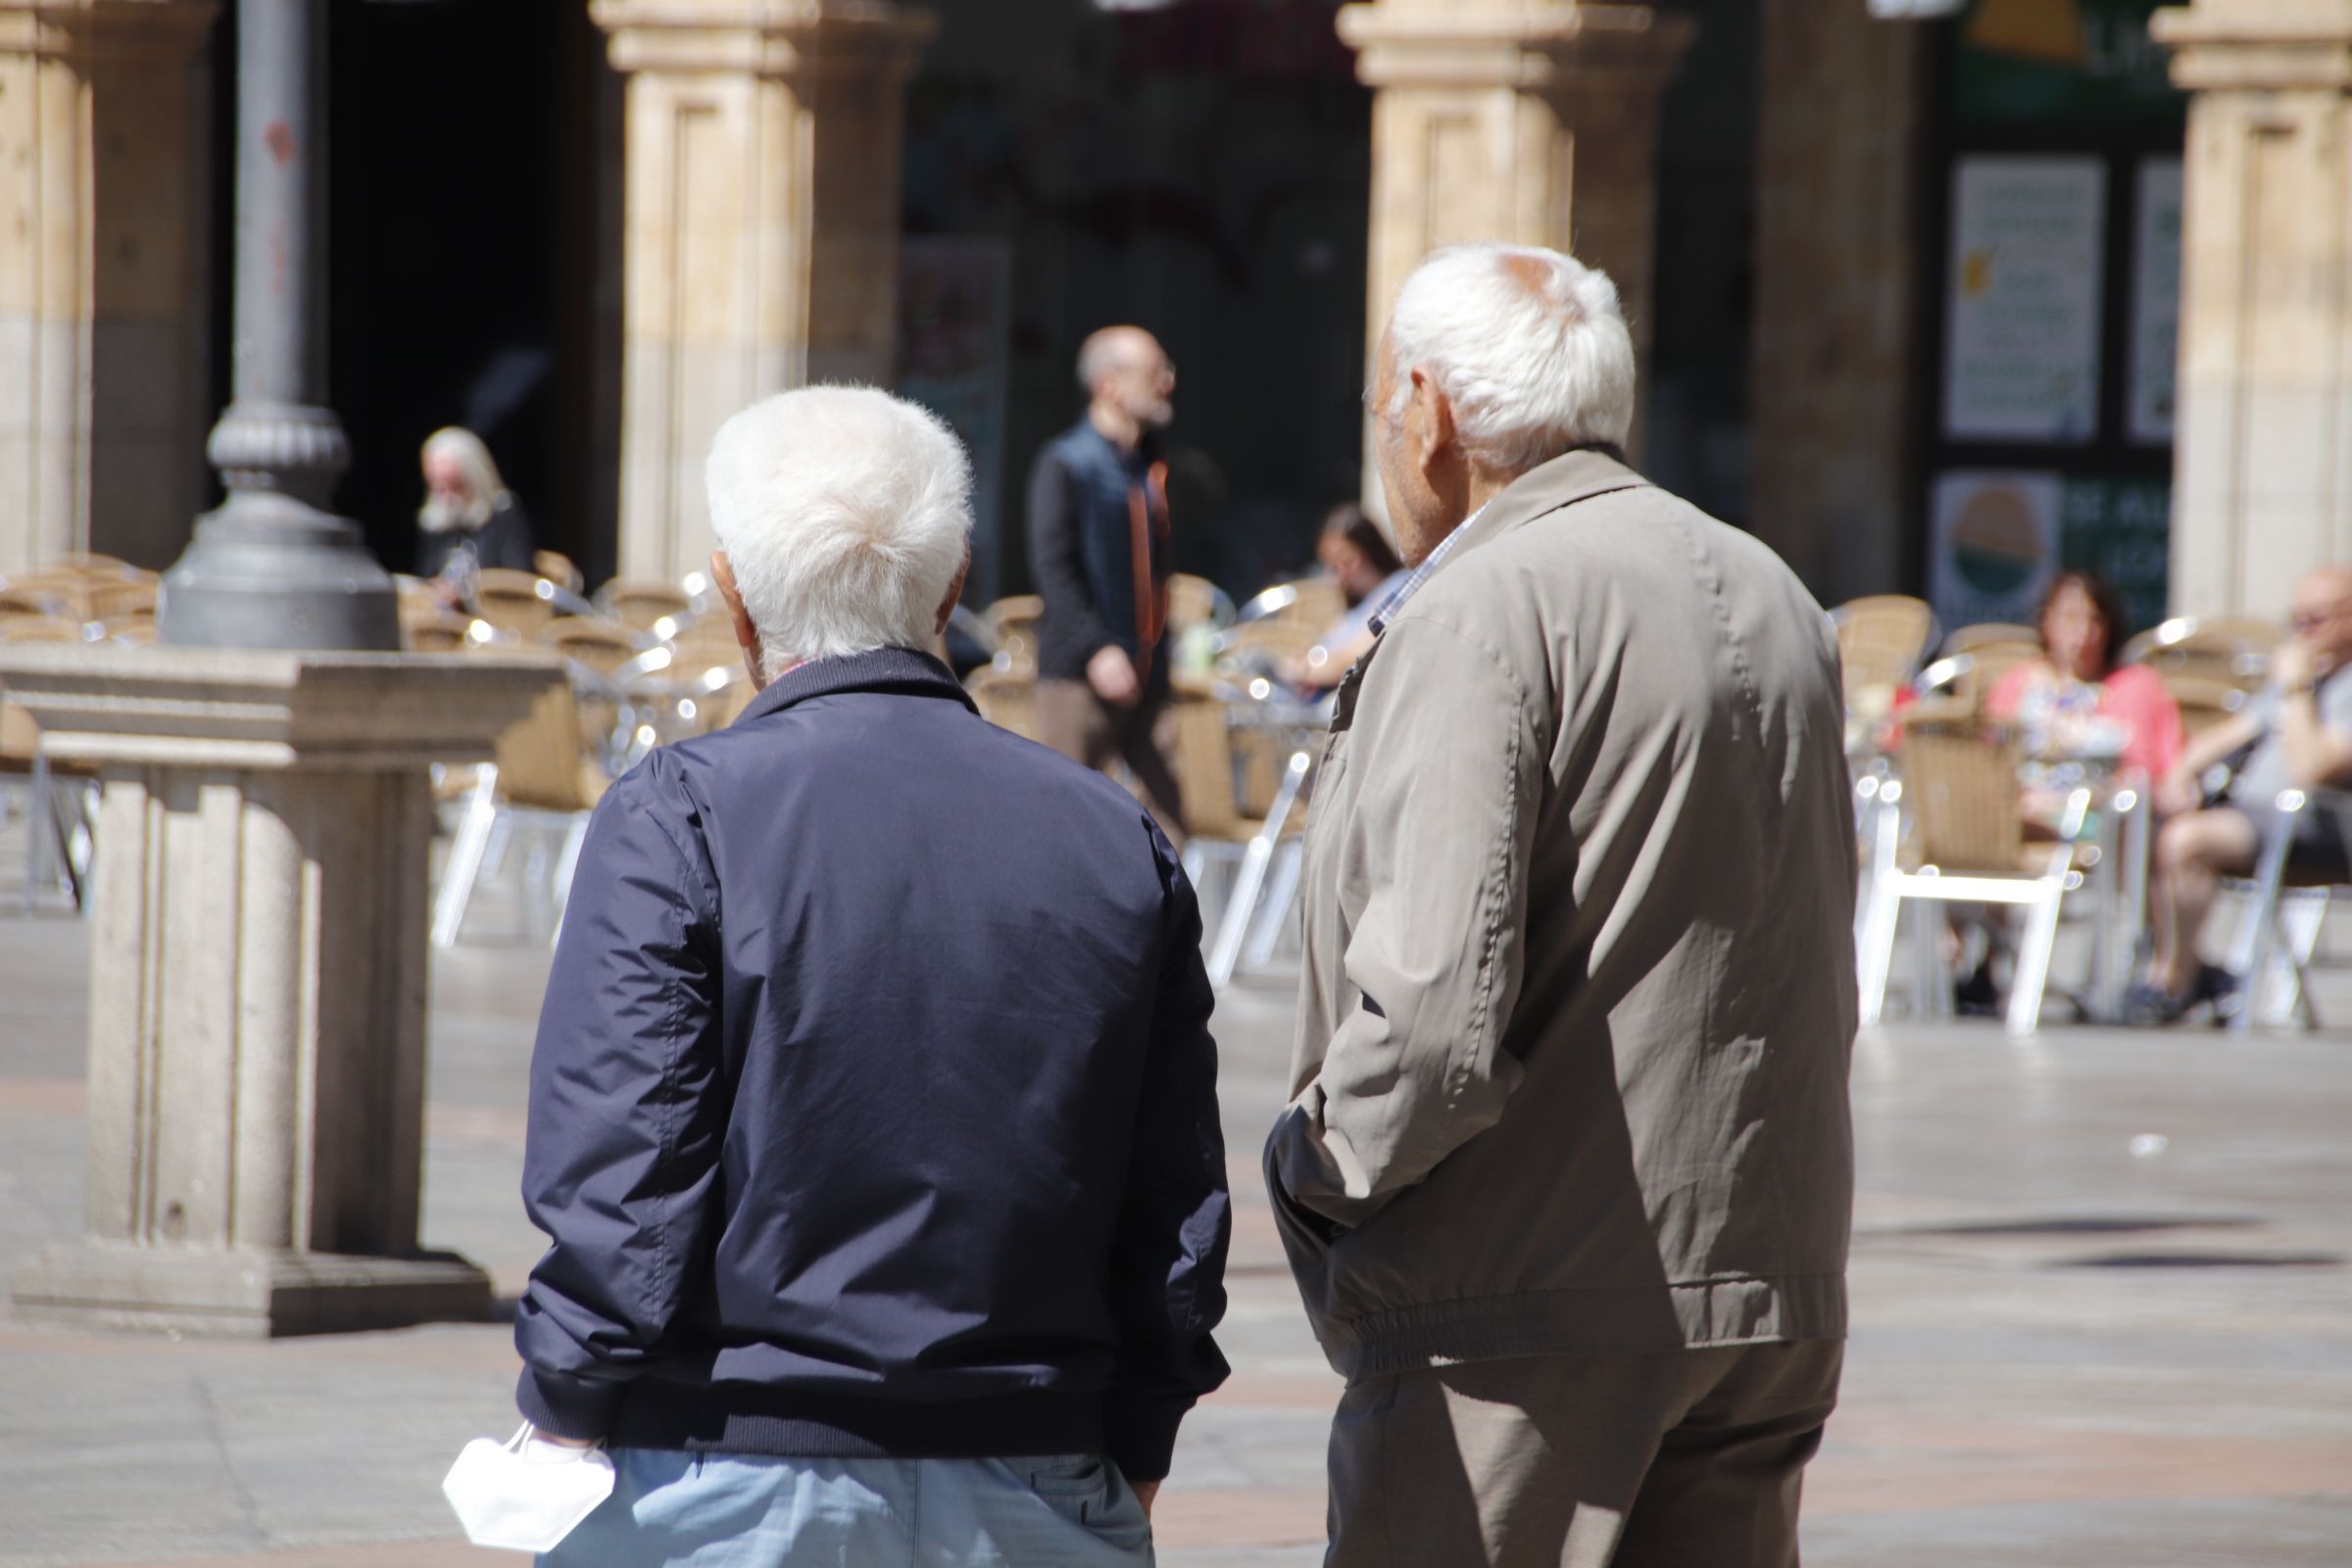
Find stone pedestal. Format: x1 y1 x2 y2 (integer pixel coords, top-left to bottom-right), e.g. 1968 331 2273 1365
1748 0 1929 604
1336 0 1693 493
0 647 556 1336
0 0 219 576
2153 1 2352 617
591 0 934 584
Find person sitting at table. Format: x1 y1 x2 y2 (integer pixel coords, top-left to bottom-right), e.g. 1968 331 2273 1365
1986 570 2184 791
2130 565 2352 1024
1290 504 1408 690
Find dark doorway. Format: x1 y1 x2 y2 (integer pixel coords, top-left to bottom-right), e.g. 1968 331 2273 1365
208 0 612 579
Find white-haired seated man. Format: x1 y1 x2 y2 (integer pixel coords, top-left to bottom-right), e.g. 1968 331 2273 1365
512 385 1230 1566
1263 244 1857 1567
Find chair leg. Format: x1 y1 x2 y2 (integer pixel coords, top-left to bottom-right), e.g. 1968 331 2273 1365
1244 840 1303 968
1207 750 1311 989
2273 891 2328 1030
550 815 591 951
1856 877 1903 1028
2008 885 2064 1037
431 767 500 951
1908 900 1946 1020
2230 809 2299 1034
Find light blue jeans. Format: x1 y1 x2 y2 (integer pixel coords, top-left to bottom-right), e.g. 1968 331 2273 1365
541 1448 1154 1567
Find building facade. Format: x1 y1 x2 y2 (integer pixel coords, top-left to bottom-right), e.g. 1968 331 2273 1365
1 0 2341 627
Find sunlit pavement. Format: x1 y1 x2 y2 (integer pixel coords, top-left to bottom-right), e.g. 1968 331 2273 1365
2 892 2347 1567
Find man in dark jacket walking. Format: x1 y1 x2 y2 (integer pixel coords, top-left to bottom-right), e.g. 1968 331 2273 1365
1026 325 1186 839
515 385 1230 1565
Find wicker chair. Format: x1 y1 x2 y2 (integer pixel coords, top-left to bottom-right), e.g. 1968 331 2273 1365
1944 621 2038 655
1168 573 1235 632
542 616 647 677
470 568 562 639
966 665 1039 742
2120 613 2277 694
596 577 695 633
430 653 609 949
985 595 1045 677
1833 595 1939 705
2158 671 2255 740
1855 722 2087 1036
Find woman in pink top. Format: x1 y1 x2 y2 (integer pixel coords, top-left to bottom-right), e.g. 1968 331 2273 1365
1987 571 2183 786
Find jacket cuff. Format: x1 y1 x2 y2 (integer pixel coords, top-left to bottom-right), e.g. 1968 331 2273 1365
1104 1390 1195 1484
515 1363 625 1441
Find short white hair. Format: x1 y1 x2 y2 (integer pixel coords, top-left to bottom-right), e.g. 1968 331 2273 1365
705 386 973 677
1386 244 1637 474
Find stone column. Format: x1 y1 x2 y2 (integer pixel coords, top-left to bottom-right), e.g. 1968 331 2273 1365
1747 0 1931 603
1336 0 1693 490
0 0 218 576
591 0 934 584
2 647 555 1336
2153 1 2352 617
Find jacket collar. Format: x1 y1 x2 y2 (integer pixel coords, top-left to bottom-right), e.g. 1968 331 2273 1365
733 646 979 726
1472 445 1647 546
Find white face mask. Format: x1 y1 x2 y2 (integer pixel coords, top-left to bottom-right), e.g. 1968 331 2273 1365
442 1423 618 1553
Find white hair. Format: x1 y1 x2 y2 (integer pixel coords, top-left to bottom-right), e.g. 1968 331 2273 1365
1386 244 1637 474
705 386 973 678
418 426 508 532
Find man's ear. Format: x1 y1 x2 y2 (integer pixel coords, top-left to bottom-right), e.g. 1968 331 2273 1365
710 550 768 687
1409 366 1457 480
934 545 973 638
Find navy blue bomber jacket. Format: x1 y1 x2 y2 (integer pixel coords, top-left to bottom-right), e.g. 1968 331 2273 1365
514 647 1231 1482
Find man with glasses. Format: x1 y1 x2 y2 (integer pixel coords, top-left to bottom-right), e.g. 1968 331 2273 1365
2136 565 2352 1022
1026 325 1186 839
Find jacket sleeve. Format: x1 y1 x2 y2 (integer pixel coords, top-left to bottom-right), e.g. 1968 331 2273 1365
513 758 726 1439
1027 446 1116 660
1267 614 1545 1231
1103 823 1232 1483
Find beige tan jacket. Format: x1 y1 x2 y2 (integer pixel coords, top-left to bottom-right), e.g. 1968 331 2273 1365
1265 449 1856 1379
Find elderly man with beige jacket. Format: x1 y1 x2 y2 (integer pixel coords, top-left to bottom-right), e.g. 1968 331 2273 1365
1265 243 1857 1568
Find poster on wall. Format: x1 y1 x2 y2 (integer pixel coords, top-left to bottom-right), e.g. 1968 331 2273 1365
1942 156 2108 444
897 238 1013 603
1931 469 2172 635
2128 158 2183 445
1931 470 2064 628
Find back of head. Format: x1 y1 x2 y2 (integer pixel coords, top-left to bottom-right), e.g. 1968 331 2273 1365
1388 243 1637 475
706 386 973 673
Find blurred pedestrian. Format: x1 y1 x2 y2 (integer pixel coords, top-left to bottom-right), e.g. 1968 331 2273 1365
2135 564 2352 1022
1027 325 1185 838
514 386 1230 1565
1265 244 1857 1568
415 426 534 603
1986 570 2183 793
1292 503 1408 690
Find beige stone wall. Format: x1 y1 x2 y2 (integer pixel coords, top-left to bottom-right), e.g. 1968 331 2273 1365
593 1 932 585
1337 0 1692 503
0 1 216 578
2155 1 2352 617
1748 0 1930 604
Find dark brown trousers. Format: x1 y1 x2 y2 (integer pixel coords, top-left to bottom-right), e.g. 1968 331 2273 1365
1326 1342 1843 1568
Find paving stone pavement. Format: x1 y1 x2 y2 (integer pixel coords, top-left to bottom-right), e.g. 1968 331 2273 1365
2 890 2349 1566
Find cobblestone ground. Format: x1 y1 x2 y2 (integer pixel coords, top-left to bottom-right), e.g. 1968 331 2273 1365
2 869 2348 1565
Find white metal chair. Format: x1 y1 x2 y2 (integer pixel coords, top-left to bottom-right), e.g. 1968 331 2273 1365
2225 786 2352 1031
1856 724 2089 1036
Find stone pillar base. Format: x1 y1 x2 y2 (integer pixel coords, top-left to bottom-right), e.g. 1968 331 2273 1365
0 646 556 1339
12 1242 492 1338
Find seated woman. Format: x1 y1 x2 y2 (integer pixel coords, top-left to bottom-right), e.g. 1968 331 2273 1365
1986 570 2184 792
1291 504 1409 691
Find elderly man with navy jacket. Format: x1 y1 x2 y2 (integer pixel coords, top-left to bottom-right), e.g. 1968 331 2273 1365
514 385 1230 1565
